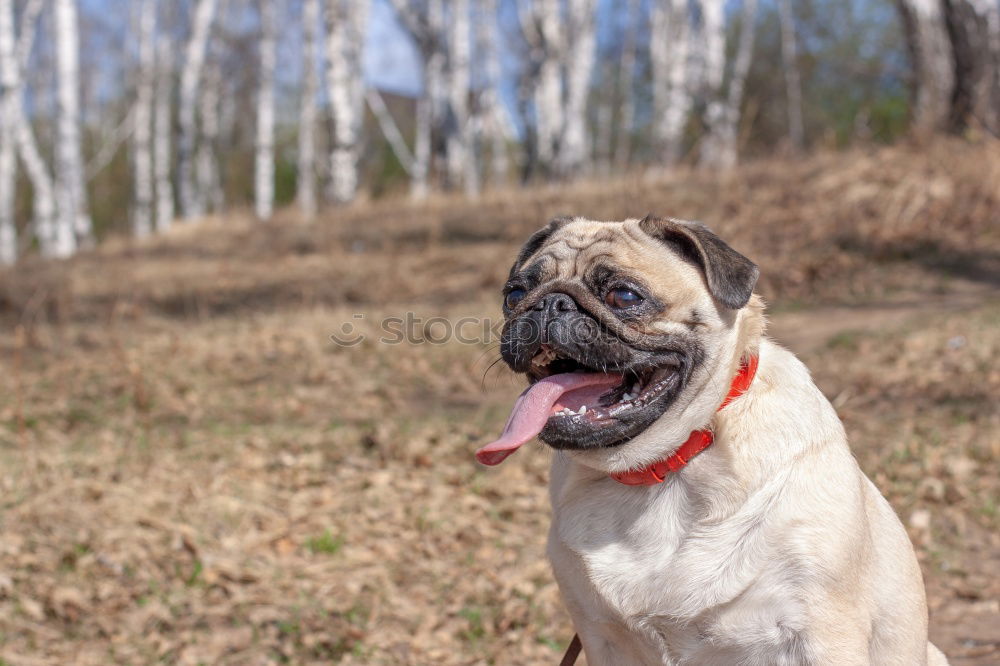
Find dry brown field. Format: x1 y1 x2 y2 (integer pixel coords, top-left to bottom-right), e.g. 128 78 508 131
1 139 997 665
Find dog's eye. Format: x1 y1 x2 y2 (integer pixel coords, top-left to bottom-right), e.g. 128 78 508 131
605 287 643 309
505 288 527 309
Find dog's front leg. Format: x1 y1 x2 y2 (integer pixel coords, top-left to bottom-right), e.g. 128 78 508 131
557 584 674 666
805 607 875 666
573 620 667 666
550 552 669 665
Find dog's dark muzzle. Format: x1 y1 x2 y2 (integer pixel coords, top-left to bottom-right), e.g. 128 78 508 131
500 291 636 374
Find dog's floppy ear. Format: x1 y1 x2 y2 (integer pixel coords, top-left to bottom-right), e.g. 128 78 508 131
508 216 574 276
639 214 759 309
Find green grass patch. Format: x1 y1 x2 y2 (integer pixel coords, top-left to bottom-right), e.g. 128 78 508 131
458 605 486 642
305 530 344 556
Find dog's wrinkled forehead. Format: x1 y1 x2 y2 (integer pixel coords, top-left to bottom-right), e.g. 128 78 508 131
509 215 759 312
512 218 660 281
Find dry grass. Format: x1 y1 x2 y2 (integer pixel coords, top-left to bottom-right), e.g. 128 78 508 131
0 138 997 664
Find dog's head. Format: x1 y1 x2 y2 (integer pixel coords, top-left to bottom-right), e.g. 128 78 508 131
478 215 764 473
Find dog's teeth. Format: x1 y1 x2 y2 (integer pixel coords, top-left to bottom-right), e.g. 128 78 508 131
579 405 587 414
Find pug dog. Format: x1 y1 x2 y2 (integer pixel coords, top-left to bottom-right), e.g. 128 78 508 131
476 216 948 665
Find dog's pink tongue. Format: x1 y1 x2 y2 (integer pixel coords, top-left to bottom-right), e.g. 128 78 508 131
476 372 622 466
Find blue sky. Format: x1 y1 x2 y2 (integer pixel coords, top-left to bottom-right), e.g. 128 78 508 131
363 0 423 96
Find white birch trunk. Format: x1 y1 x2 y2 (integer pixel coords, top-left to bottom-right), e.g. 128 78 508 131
895 0 955 133
594 102 612 173
416 0 444 200
651 0 692 165
557 0 597 177
474 0 507 187
255 0 276 220
699 0 726 165
446 0 475 195
388 0 447 199
324 0 370 204
985 0 1000 132
296 0 320 218
700 0 757 169
196 57 223 214
777 0 804 152
132 0 156 239
0 142 13 264
0 0 17 264
16 0 42 72
726 0 758 124
532 0 563 171
16 112 59 257
366 88 415 174
54 0 92 249
154 34 174 232
1 0 43 273
177 0 217 219
612 0 641 169
3 0 57 257
950 0 1000 134
481 0 508 186
411 94 431 200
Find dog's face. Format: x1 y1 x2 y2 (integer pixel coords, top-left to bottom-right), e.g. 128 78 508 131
492 215 760 467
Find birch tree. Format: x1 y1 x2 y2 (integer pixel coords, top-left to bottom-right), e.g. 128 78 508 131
0 0 17 264
324 0 370 204
895 0 1000 134
447 0 477 195
132 0 157 238
0 0 45 262
196 55 224 214
519 0 563 173
778 0 804 152
945 0 1000 134
8 0 59 256
651 0 692 165
154 34 174 232
697 0 726 168
366 88 416 177
895 0 955 133
613 0 642 169
54 0 93 247
477 0 509 186
296 0 320 218
389 0 446 200
177 0 217 219
0 165 12 263
255 0 276 220
699 0 758 169
557 0 597 177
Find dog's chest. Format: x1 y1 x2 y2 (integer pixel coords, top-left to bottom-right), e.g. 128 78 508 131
549 475 807 664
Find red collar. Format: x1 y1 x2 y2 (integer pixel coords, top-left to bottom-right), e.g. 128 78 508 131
610 354 759 486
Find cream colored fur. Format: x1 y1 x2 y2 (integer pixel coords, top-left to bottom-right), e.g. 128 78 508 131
528 218 947 665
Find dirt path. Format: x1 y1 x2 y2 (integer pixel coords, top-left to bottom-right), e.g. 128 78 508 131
768 281 994 355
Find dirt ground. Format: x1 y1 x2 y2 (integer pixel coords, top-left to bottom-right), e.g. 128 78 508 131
0 139 997 664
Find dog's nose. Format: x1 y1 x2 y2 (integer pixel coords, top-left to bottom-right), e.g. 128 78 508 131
535 292 578 316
